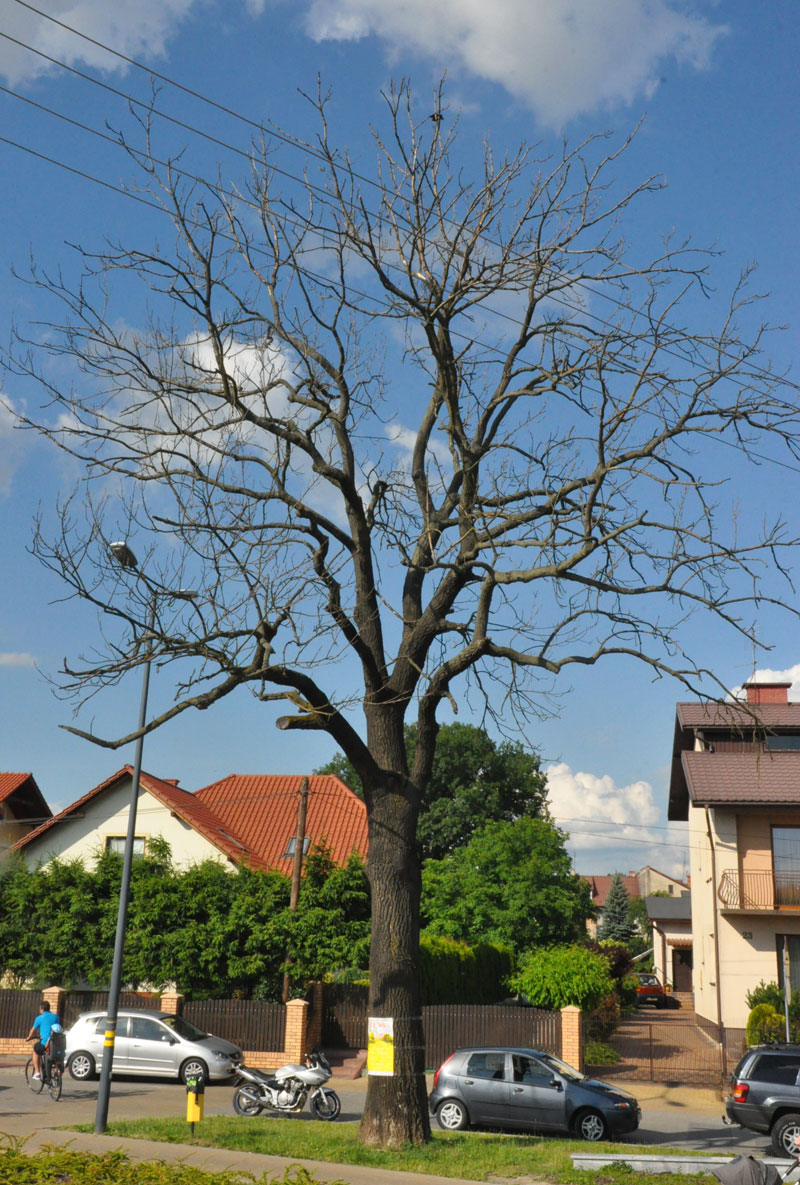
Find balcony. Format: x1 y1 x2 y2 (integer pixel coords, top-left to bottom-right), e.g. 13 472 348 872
718 869 800 910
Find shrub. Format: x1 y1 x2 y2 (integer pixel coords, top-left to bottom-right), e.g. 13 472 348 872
746 1003 783 1047
585 1039 621 1065
419 933 513 1004
512 944 614 1011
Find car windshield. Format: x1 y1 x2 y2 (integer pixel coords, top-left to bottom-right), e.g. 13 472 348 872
160 1015 208 1041
539 1053 584 1082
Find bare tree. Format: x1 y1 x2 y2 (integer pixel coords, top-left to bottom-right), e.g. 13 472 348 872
7 80 799 1145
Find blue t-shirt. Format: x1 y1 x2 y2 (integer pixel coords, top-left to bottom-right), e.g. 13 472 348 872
32 1011 60 1043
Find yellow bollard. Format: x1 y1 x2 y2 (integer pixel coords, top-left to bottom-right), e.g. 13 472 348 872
186 1076 205 1135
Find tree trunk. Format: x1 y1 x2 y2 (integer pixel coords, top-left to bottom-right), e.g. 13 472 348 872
359 758 430 1146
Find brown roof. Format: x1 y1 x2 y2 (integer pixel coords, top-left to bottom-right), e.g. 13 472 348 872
676 702 800 730
195 774 368 869
0 772 51 823
583 874 639 907
681 750 800 807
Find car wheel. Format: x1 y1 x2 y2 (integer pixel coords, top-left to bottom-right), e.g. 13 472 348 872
436 1098 469 1131
576 1109 609 1142
68 1052 96 1081
772 1114 800 1157
180 1057 209 1085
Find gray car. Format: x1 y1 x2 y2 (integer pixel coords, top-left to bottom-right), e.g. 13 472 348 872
66 1009 243 1084
428 1046 640 1140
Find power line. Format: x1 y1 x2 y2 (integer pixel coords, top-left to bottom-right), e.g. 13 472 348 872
5 5 800 407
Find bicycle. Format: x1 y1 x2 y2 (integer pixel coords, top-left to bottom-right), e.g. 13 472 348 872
25 1039 64 1101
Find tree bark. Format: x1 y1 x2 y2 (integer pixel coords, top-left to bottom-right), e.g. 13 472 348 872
359 716 430 1146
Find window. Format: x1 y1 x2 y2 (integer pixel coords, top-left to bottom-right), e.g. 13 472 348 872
512 1054 551 1084
777 935 800 996
750 1054 800 1085
465 1051 507 1080
284 835 311 857
766 735 800 751
773 829 800 906
129 1017 169 1041
105 836 145 857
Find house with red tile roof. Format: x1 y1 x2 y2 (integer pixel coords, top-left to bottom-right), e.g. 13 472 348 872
668 679 800 1028
582 867 687 939
0 772 51 854
10 767 367 875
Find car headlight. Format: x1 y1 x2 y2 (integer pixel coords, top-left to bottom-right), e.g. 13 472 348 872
213 1051 232 1061
611 1101 633 1110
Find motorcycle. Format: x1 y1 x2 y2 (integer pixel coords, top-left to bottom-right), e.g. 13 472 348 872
233 1048 341 1120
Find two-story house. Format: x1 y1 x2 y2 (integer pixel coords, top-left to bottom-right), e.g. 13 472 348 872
668 680 800 1028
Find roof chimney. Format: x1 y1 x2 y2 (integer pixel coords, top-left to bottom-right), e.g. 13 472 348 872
743 681 791 705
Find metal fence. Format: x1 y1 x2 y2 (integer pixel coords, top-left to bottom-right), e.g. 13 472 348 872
61 990 160 1028
321 987 561 1070
0 989 37 1038
422 1004 561 1072
183 998 285 1051
584 1011 747 1087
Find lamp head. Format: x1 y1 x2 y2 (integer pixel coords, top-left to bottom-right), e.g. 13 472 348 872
109 541 139 570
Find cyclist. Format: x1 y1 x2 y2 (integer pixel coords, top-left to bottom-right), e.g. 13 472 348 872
27 1002 61 1081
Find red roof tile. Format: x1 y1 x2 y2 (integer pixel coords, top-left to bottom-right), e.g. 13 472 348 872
677 702 800 730
12 768 367 873
195 774 368 869
682 751 800 806
0 772 51 822
583 874 639 906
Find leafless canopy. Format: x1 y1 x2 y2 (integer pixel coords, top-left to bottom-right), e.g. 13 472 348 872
7 78 800 1145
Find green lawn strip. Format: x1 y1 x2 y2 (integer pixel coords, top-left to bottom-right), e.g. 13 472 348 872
73 1116 720 1184
0 1133 340 1184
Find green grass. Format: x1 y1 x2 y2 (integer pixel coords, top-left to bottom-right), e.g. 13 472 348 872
74 1114 718 1184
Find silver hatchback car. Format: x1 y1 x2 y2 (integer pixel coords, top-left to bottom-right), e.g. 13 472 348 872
66 1009 243 1083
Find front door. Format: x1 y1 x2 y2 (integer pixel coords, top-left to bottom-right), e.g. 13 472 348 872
506 1053 568 1131
672 947 693 992
459 1050 510 1124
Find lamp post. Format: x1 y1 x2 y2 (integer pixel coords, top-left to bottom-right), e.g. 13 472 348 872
94 542 194 1133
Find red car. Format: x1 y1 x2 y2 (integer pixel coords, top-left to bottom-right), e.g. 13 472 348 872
635 973 667 1008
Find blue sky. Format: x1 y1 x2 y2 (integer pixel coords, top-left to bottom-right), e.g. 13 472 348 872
1 0 799 877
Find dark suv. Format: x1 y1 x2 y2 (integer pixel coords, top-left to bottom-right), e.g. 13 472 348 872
725 1044 800 1155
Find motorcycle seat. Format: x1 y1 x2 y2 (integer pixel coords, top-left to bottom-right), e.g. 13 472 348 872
243 1067 274 1083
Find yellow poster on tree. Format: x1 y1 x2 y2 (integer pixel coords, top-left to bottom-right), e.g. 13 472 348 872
367 1017 394 1076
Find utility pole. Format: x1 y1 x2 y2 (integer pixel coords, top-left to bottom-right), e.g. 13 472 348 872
282 776 309 1002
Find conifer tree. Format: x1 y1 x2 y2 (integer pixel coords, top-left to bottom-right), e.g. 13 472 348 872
598 873 635 943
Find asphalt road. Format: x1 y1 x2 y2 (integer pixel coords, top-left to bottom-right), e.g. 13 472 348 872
0 1065 778 1157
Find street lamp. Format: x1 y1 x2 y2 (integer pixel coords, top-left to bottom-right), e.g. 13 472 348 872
94 543 195 1133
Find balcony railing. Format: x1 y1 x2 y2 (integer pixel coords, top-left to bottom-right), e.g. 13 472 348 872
718 869 800 909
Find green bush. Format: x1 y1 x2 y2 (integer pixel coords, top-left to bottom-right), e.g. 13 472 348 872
419 933 513 1004
585 1039 621 1065
746 1003 783 1047
512 944 615 1011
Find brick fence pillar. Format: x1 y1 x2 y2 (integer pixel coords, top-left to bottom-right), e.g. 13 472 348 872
305 982 324 1050
283 998 309 1064
160 990 184 1015
42 986 65 1019
560 1004 583 1071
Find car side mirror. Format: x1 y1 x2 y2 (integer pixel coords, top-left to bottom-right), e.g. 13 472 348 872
551 1078 563 1091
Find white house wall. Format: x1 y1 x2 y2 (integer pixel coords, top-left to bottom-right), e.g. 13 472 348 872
18 776 227 871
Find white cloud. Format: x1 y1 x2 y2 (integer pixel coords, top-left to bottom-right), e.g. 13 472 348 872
546 760 660 850
732 664 800 703
0 394 29 494
0 652 36 667
0 0 196 87
302 0 726 127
